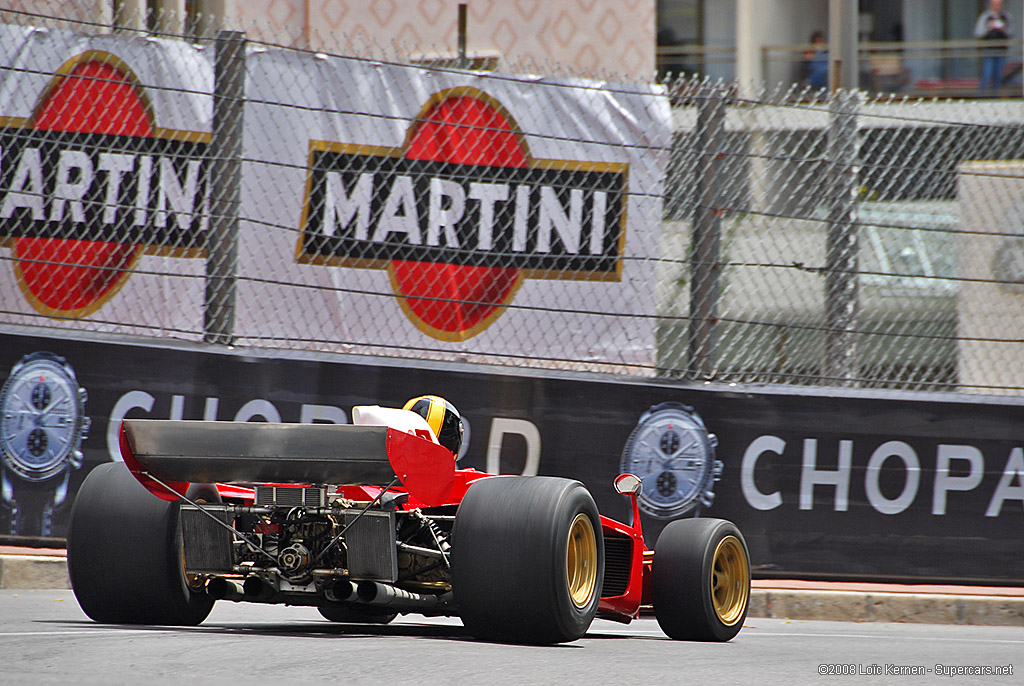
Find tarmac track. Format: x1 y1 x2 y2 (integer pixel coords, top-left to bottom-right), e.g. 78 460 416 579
4 546 1024 626
2 590 1022 686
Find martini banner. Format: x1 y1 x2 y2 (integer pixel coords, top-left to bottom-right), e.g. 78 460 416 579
0 24 670 369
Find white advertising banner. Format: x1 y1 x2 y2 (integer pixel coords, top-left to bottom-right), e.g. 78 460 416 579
0 24 671 370
0 24 212 338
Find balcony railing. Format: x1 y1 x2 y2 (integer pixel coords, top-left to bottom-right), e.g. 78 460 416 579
658 39 1023 97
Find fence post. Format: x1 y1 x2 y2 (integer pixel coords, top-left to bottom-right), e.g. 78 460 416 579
824 89 860 383
204 30 246 345
689 82 725 379
457 3 468 69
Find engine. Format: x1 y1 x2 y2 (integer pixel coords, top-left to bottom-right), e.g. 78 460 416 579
178 484 454 608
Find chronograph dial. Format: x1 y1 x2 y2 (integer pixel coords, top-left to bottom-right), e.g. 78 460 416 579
619 403 720 519
1 352 90 536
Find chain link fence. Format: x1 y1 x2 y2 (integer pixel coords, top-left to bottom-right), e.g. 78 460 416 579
663 82 1024 394
3 8 1024 394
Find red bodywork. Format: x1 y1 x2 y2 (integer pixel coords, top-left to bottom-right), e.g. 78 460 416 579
119 420 651 624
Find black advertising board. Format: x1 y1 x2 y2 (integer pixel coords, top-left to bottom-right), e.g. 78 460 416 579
1 329 1022 584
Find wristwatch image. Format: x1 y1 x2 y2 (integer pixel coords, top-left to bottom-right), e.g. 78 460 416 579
619 402 721 519
1 352 90 537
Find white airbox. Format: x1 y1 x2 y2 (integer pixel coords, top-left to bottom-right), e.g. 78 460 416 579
351 405 439 444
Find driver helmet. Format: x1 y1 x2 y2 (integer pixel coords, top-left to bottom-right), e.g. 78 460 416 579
403 395 464 458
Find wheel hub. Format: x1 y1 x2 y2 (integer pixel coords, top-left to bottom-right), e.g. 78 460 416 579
710 534 749 626
566 513 597 609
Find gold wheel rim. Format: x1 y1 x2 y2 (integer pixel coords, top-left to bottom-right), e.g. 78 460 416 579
711 535 749 626
566 513 598 609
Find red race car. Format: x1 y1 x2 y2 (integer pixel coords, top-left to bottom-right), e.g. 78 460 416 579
67 396 750 644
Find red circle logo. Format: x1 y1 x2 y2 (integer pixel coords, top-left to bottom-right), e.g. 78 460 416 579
390 92 527 340
14 55 151 317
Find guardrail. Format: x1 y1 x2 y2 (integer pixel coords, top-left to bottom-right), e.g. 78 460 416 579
658 39 1024 97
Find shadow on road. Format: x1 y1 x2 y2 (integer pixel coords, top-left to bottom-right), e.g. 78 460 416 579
43 618 601 646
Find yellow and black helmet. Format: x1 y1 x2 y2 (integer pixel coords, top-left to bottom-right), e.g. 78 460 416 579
403 395 464 458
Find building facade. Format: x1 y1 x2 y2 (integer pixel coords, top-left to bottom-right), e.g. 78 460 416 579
659 0 1024 95
4 1 1022 91
2 0 656 80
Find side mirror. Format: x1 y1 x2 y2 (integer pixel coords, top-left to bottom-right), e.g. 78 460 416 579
613 473 643 496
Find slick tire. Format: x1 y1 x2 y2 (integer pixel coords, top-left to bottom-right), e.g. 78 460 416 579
67 462 215 626
452 476 604 644
651 518 750 641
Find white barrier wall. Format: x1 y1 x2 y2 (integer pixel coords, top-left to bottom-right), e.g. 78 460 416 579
957 161 1024 394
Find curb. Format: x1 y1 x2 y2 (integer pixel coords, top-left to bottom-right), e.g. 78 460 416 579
748 588 1024 627
0 552 70 591
4 552 1023 627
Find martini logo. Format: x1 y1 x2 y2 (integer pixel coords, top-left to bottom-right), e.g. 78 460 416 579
0 51 209 317
298 87 628 340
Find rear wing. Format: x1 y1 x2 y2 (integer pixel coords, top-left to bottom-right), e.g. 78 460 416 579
119 419 455 506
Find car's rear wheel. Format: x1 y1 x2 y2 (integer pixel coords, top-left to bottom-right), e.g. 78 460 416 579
68 462 215 626
451 476 604 644
651 518 750 641
317 604 397 624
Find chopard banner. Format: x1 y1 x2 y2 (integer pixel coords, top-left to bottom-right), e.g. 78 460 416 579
0 25 667 364
2 330 1022 585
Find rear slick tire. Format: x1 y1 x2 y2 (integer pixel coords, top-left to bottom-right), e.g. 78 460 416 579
67 462 215 626
651 518 750 641
451 476 604 644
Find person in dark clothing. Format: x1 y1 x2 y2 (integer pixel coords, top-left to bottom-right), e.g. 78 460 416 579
975 0 1012 91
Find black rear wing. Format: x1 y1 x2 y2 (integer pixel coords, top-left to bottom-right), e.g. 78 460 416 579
119 419 454 505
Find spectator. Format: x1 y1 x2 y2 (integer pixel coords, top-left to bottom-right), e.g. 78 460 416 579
801 30 828 90
975 0 1012 91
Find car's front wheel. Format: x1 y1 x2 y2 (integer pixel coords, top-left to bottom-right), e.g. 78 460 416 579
651 518 750 641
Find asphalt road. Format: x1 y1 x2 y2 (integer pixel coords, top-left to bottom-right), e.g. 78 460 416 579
2 590 1021 685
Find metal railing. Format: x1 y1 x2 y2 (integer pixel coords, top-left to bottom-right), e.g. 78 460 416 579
659 39 1024 97
770 39 1024 96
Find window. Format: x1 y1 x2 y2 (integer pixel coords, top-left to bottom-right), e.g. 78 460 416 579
657 0 704 77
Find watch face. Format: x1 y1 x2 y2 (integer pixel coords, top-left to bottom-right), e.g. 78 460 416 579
620 406 715 519
1 354 86 481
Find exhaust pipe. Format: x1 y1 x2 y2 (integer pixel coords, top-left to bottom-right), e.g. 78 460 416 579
242 576 276 601
206 577 244 601
356 580 451 611
326 579 357 602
